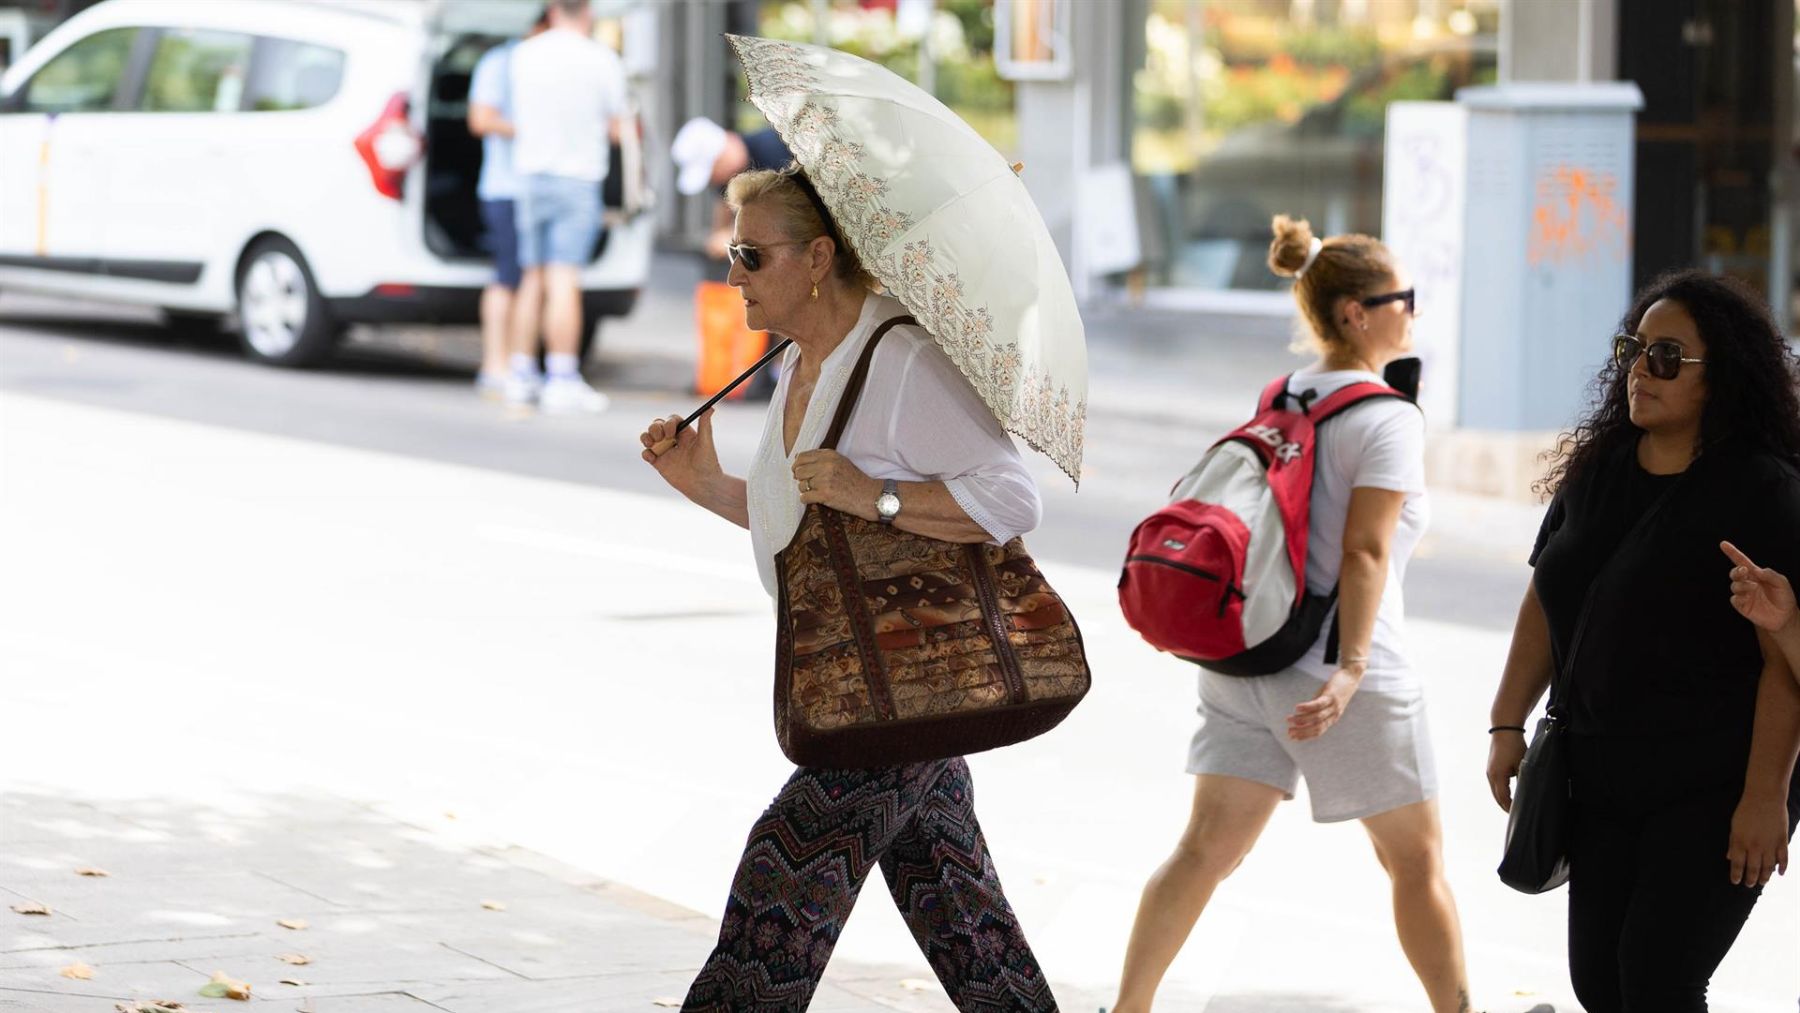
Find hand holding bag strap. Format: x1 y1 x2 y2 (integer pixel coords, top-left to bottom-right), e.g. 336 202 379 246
821 316 917 451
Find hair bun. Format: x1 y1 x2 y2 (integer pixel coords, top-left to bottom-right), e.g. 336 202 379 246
1268 214 1316 278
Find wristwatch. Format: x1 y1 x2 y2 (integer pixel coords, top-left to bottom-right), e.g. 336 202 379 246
875 479 901 524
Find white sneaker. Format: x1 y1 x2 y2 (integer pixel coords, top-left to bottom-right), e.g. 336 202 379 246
538 376 610 415
503 371 544 406
475 370 509 401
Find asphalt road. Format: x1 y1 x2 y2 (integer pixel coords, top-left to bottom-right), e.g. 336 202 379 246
0 287 1531 631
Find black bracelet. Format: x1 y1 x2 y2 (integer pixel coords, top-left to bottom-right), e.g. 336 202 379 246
1489 725 1527 734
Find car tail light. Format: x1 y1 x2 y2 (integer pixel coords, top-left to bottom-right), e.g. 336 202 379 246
354 92 423 201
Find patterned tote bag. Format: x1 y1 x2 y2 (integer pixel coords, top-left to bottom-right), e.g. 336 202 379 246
773 316 1091 768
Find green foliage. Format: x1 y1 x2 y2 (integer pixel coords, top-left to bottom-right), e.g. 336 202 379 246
752 0 1015 153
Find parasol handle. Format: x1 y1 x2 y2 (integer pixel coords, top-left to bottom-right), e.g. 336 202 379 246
647 337 794 456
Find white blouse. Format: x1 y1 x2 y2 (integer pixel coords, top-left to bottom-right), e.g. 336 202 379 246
747 293 1043 599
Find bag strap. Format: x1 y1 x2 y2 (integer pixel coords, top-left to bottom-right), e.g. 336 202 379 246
1309 381 1412 423
1258 375 1293 414
821 315 917 451
1545 461 1690 717
1264 374 1415 423
1304 381 1417 666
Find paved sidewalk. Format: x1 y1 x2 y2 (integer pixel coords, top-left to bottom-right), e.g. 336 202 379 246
0 791 989 1013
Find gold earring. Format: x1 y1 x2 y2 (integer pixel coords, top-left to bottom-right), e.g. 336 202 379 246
811 283 819 302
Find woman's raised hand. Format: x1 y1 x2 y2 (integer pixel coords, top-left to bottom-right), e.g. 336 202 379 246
641 410 721 496
1722 541 1798 634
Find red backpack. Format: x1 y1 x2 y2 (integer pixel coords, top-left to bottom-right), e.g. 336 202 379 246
1119 374 1411 675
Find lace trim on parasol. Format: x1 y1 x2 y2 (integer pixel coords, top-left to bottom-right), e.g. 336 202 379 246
728 33 1086 484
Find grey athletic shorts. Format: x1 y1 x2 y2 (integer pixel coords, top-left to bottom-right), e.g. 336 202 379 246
1186 668 1439 823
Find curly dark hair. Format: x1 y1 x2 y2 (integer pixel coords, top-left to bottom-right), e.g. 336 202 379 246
1538 269 1800 497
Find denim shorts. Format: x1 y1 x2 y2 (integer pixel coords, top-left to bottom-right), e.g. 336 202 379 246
515 174 602 268
479 198 521 288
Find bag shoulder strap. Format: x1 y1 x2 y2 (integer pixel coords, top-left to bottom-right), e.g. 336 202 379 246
1309 382 1412 425
1309 381 1419 666
1547 468 1687 714
1257 374 1294 414
1261 375 1414 424
821 315 917 451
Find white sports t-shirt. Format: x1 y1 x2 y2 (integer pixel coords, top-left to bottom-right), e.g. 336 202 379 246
509 28 629 183
1284 366 1429 693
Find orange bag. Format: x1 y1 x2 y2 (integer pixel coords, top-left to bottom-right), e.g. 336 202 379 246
695 280 770 398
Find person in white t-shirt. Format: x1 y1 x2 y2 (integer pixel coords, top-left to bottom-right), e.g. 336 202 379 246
1114 216 1503 1013
503 0 629 415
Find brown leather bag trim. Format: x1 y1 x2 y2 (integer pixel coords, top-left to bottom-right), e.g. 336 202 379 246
966 543 1027 705
800 315 917 725
821 315 917 451
820 506 895 720
785 692 1084 768
772 547 797 755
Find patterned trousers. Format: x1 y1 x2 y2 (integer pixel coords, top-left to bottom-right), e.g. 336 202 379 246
682 758 1058 1012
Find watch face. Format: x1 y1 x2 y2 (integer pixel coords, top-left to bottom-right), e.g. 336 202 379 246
877 493 901 517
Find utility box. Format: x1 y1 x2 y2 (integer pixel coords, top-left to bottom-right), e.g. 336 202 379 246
1453 82 1644 431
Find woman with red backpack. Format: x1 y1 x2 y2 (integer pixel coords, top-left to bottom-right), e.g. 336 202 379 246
1113 215 1483 1012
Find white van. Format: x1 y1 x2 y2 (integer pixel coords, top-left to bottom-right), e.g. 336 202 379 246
0 0 653 367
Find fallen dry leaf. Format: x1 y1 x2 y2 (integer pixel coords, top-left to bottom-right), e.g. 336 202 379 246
10 902 49 916
60 961 95 980
275 918 308 931
278 979 306 987
650 1000 682 1008
479 899 506 911
75 867 111 878
114 1002 190 1013
198 971 251 1001
275 954 310 966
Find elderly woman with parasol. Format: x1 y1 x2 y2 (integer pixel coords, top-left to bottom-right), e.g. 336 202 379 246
639 35 1087 1012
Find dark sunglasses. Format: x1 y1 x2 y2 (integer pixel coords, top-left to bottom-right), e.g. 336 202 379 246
1612 333 1706 380
1359 287 1416 316
724 239 807 273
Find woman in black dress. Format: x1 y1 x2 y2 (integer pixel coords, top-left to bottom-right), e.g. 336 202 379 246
1485 270 1800 1011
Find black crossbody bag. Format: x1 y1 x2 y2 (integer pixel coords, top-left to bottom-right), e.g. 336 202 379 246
1498 466 1686 894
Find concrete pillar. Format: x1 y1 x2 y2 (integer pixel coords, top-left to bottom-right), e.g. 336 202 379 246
644 0 735 245
1012 0 1134 301
1501 0 1616 83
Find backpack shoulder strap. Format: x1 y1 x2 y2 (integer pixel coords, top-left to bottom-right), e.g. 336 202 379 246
1309 382 1414 426
1258 374 1295 414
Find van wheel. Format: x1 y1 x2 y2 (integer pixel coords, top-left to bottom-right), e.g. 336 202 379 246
237 237 339 367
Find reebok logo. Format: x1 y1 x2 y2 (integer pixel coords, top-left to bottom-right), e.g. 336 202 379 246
1244 424 1303 463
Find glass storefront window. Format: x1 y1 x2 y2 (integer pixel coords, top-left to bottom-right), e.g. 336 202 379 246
750 0 1018 158
1132 0 1498 292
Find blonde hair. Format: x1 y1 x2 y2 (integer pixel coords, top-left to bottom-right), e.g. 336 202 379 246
1267 214 1396 353
724 167 877 291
